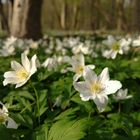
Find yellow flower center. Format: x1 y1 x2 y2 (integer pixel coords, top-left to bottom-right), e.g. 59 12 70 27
90 82 102 93
16 69 29 80
112 43 120 51
75 66 84 74
0 115 7 123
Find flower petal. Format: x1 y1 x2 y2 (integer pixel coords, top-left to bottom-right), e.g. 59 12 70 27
108 35 116 45
3 77 23 86
86 65 95 70
79 92 94 101
15 77 30 88
11 61 23 71
30 54 37 75
21 53 30 72
6 117 18 129
84 68 97 84
4 71 16 78
111 51 117 59
93 95 108 112
103 35 116 46
74 81 96 101
71 54 84 67
99 67 109 83
73 74 81 82
105 80 122 95
78 54 85 66
73 81 90 93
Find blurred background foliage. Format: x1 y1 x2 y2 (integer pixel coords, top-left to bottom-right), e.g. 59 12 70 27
0 0 140 39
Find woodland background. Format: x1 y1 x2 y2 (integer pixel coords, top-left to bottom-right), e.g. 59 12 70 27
0 0 140 39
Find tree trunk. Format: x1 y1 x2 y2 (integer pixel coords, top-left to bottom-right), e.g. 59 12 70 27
7 0 13 32
71 3 79 29
10 0 43 40
60 0 66 30
132 0 140 31
94 0 111 29
116 0 127 31
0 1 9 32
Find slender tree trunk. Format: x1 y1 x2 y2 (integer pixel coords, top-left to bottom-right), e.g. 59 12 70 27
94 0 111 29
132 0 140 31
7 0 13 32
21 0 43 39
60 0 66 30
10 0 43 40
10 0 23 36
116 0 127 31
71 4 79 29
90 0 96 30
0 1 9 32
51 0 61 29
110 0 116 29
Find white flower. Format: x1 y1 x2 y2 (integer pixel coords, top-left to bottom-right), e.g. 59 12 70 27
64 37 80 48
0 36 17 57
0 102 8 124
5 36 17 46
0 102 18 129
42 56 58 71
73 67 122 112
113 89 132 101
68 54 95 81
132 36 140 47
0 45 15 57
29 40 38 49
72 43 90 55
102 35 130 59
3 52 37 88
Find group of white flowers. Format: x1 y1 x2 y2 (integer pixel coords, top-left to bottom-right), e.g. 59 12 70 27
0 34 140 59
0 34 135 129
1 53 132 128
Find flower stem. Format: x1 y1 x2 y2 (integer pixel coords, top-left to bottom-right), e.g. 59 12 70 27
20 102 35 113
29 81 40 125
118 102 121 114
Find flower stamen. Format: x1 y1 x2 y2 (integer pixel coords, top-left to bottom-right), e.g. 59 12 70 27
91 82 103 94
75 65 84 74
16 69 29 80
112 43 120 51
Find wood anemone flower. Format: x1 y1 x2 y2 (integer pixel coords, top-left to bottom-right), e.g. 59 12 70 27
3 52 37 88
73 67 122 112
0 102 18 129
69 54 95 81
113 89 132 101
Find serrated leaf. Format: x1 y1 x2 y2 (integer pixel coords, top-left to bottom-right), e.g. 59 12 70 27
54 107 79 120
48 118 90 140
34 124 48 140
18 91 35 101
11 113 33 129
38 90 47 103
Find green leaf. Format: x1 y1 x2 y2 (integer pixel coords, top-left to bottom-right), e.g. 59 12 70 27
54 107 80 120
11 113 33 129
18 91 35 101
48 118 90 140
0 125 15 140
34 124 48 140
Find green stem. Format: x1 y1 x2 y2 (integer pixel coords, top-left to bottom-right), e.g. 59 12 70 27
29 81 40 125
88 111 92 120
118 102 121 114
20 102 35 113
